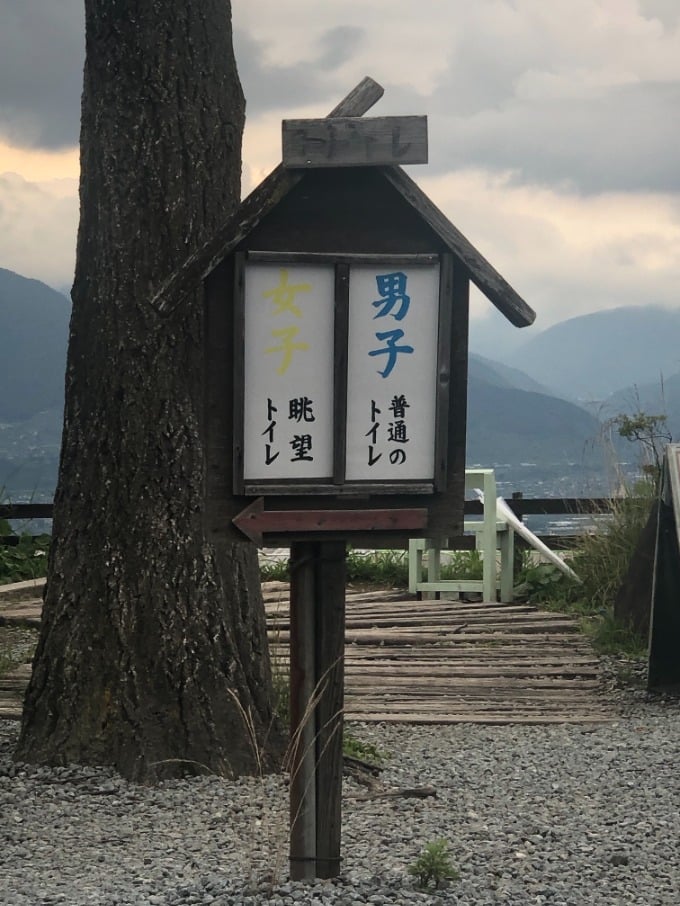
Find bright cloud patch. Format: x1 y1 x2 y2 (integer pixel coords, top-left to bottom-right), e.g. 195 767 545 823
0 172 78 289
420 169 680 330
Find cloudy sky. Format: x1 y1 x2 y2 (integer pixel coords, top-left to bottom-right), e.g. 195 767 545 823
1 0 679 347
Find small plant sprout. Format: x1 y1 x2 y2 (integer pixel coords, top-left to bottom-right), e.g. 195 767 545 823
408 838 459 890
342 730 386 766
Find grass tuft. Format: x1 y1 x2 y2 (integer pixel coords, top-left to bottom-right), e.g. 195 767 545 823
0 533 51 585
342 730 386 766
408 839 459 890
515 487 654 657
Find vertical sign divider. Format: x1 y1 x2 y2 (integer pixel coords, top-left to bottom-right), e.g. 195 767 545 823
232 253 246 495
333 264 350 485
434 254 453 493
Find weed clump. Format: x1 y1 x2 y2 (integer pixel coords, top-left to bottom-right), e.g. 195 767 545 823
342 730 386 766
515 484 654 657
0 517 50 585
408 839 459 890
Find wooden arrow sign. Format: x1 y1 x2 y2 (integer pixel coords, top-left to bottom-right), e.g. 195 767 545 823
233 497 428 546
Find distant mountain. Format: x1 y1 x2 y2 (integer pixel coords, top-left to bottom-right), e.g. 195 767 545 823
0 267 70 422
1 267 650 500
0 269 69 498
501 306 680 401
604 371 680 443
468 353 552 395
0 406 62 500
467 378 602 466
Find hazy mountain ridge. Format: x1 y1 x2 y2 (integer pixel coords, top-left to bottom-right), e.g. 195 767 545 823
0 267 70 422
468 353 552 396
603 372 680 442
467 381 601 465
1 267 677 499
495 305 680 401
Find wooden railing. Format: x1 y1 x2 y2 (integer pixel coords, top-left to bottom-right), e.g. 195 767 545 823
1 497 617 548
464 495 613 517
0 504 55 520
0 498 615 521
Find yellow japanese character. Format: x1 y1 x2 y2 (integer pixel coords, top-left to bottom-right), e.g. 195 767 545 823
265 326 309 374
263 268 311 317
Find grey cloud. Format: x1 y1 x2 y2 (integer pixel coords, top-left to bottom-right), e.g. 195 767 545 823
235 26 365 115
3 0 677 201
428 80 680 194
317 26 364 71
640 0 680 27
0 1 365 151
0 0 83 149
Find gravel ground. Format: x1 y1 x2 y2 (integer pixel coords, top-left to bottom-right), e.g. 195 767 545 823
0 627 38 670
1 668 679 906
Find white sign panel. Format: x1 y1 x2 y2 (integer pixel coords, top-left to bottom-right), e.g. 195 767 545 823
345 264 440 481
243 263 335 480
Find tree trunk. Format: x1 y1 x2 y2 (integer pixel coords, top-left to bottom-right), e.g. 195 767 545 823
16 1 285 781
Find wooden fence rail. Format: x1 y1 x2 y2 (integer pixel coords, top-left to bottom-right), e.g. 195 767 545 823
0 504 55 520
1 497 620 551
0 497 617 523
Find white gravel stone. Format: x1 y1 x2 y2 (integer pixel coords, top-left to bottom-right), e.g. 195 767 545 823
0 671 678 905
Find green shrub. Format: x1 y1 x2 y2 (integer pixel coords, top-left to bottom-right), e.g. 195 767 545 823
260 547 485 589
568 490 654 615
440 548 483 581
342 730 386 766
408 839 459 890
346 548 409 587
0 533 51 584
514 559 570 607
581 611 647 658
259 555 290 582
516 487 654 656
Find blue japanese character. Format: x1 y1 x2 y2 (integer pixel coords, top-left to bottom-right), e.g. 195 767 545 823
372 272 410 321
368 329 414 378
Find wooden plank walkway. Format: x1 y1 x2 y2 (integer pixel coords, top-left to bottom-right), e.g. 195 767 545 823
0 579 612 724
263 582 611 724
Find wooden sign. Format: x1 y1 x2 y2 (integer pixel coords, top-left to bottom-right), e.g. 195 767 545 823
201 74 535 886
241 262 335 483
345 265 439 481
236 253 449 495
282 115 428 168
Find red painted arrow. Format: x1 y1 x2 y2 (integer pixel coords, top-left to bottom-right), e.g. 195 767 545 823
233 497 428 546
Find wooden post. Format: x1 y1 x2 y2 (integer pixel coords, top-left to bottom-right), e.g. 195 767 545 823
289 541 318 879
289 541 347 880
648 497 680 690
314 541 346 878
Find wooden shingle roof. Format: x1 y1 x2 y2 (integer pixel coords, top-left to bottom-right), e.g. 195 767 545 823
150 79 535 328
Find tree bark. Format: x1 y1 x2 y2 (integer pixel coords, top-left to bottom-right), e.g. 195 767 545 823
16 1 285 781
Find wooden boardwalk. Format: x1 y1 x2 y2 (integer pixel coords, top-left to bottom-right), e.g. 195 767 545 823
264 582 611 724
0 579 612 724
0 579 43 718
